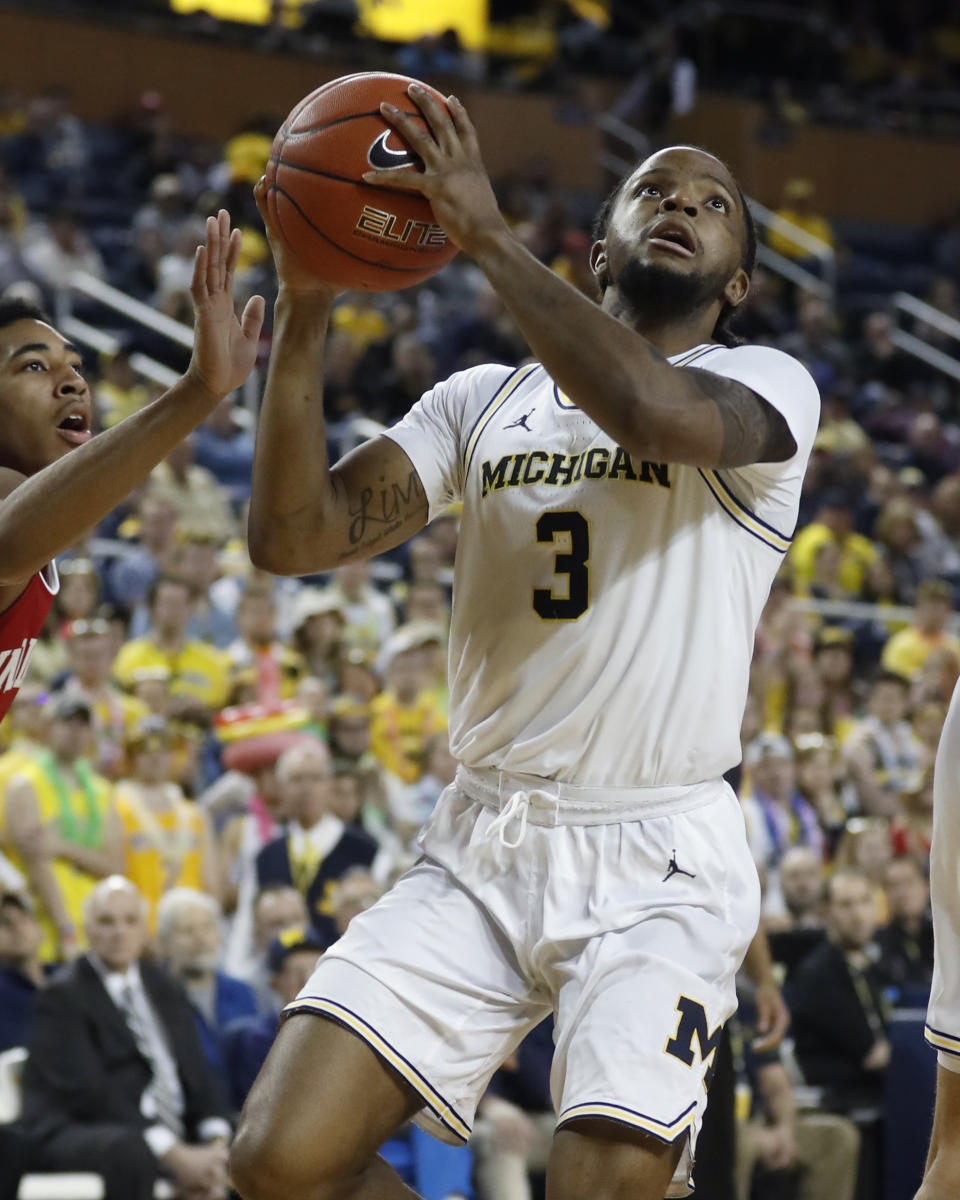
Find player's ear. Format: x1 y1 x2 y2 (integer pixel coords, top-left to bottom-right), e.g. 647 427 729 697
590 240 608 292
723 266 750 310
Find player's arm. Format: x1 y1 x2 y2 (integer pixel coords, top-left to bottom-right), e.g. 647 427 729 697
364 89 795 470
0 212 264 588
247 183 428 576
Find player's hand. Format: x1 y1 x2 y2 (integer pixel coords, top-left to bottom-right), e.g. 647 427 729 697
252 177 342 299
752 979 790 1053
187 210 265 399
362 86 510 258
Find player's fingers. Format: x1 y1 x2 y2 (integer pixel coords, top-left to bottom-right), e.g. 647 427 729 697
224 225 242 291
218 210 233 288
191 245 209 304
361 167 429 194
407 83 459 155
205 213 221 293
241 293 266 342
447 95 482 159
380 102 438 163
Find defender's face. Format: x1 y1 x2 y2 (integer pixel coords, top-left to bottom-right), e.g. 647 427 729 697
593 147 748 309
0 319 91 475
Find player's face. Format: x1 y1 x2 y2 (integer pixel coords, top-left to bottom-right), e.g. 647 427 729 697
592 147 749 325
0 319 91 475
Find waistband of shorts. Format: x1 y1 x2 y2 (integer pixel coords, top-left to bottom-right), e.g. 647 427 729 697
456 764 723 825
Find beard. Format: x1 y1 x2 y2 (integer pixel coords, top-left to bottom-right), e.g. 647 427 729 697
612 257 730 327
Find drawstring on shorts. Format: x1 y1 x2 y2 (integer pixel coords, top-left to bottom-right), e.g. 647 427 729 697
486 790 531 848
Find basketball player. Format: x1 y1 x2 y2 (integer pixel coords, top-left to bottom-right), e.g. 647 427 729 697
0 211 263 722
915 675 960 1200
233 90 819 1200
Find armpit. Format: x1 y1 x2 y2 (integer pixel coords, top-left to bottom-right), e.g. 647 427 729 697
684 370 797 468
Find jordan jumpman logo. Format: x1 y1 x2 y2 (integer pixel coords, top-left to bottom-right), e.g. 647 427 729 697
504 410 534 431
663 850 697 882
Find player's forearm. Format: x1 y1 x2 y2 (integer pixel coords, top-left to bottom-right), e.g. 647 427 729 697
248 289 341 574
466 228 721 461
0 374 224 583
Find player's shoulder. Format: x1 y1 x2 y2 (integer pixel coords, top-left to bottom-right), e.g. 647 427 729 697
694 341 819 390
433 360 545 406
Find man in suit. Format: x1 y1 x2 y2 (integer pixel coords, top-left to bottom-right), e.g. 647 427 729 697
19 875 232 1200
256 741 379 944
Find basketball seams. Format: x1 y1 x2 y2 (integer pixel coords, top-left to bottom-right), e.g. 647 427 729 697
268 155 424 198
283 108 426 139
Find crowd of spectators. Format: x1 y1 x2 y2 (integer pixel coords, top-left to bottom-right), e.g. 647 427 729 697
0 69 958 1200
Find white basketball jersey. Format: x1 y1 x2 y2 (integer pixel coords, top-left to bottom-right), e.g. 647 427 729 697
385 342 819 792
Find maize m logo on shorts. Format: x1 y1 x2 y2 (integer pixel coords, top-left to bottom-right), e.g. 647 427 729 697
664 996 723 1089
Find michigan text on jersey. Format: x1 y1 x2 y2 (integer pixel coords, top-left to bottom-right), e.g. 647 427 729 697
480 447 670 498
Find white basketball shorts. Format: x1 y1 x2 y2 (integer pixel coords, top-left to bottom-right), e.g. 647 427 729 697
287 767 761 1195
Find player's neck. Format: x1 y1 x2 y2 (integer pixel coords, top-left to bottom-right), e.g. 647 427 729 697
607 296 716 358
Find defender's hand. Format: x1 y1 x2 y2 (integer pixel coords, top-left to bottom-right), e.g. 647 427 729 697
362 86 510 258
188 210 265 399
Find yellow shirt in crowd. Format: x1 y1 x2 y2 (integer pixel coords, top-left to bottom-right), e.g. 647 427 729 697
789 522 878 596
882 627 960 680
114 781 210 931
113 639 231 710
6 755 114 960
369 691 447 784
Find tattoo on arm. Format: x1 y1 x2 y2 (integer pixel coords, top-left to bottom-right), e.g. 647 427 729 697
684 370 797 468
339 469 427 558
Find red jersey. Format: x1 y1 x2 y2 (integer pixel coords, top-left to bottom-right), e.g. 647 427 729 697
0 563 58 721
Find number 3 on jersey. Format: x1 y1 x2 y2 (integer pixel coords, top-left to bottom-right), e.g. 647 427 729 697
533 511 590 620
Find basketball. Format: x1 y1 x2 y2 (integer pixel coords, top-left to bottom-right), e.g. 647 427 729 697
264 72 460 292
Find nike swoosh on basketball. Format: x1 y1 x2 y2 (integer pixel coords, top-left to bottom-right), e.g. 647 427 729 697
367 131 421 171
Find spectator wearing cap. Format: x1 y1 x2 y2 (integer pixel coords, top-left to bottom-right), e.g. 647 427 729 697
4 695 121 960
843 670 923 816
370 625 448 785
155 887 257 1084
226 584 308 707
0 889 48 1052
57 616 150 778
794 732 856 855
106 494 179 614
256 740 379 944
290 589 347 691
811 627 860 743
221 926 324 1110
132 172 188 254
789 492 878 599
147 439 236 545
113 576 231 712
114 717 219 930
882 579 960 681
165 526 236 649
741 734 825 921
